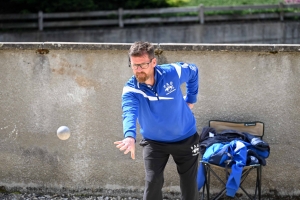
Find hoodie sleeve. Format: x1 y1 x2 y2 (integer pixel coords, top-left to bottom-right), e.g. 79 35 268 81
226 141 247 197
122 86 139 139
173 62 199 104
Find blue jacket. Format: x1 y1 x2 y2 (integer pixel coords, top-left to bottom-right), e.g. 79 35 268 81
122 62 199 142
197 140 248 197
197 139 270 197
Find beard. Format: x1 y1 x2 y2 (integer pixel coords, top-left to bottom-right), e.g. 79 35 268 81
135 72 149 83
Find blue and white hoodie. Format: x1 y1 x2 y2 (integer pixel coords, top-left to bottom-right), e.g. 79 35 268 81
122 62 199 142
197 140 248 197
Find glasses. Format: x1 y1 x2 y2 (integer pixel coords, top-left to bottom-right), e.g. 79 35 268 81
130 58 153 70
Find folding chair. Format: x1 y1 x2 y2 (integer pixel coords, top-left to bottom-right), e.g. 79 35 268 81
199 120 266 200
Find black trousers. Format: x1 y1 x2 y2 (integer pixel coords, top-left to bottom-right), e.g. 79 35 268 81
140 133 200 200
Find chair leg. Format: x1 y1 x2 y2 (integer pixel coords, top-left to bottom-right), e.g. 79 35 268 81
206 164 210 200
202 164 262 200
257 165 262 200
239 167 255 200
209 165 228 200
200 163 209 200
201 183 206 200
239 185 254 200
213 188 227 200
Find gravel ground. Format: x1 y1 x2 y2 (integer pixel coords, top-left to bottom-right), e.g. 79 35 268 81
1 192 300 200
0 193 186 200
0 193 144 200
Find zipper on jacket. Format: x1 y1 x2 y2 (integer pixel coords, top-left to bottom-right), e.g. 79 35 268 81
155 92 159 100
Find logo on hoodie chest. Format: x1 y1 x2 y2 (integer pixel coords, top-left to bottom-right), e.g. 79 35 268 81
164 81 176 95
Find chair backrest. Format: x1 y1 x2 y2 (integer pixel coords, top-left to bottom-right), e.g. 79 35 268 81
209 120 264 138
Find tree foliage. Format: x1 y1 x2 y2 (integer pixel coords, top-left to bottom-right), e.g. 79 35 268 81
0 0 284 14
0 0 184 14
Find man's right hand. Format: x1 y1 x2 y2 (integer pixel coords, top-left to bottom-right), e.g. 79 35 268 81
114 137 136 159
187 102 194 109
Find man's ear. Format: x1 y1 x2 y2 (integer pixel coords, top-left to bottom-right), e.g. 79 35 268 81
152 57 157 66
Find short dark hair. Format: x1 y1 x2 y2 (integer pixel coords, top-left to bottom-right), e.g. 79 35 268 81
128 41 154 59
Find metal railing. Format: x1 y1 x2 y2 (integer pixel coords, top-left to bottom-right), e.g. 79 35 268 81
0 3 300 31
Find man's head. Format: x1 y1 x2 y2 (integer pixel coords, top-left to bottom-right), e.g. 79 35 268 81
129 41 155 58
128 41 157 84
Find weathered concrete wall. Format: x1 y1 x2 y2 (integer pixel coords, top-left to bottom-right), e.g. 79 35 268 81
1 21 300 44
0 43 300 198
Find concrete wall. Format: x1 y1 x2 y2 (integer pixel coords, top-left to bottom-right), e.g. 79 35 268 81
0 42 300 198
1 21 300 44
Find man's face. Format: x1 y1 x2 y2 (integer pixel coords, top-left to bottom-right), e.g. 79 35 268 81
130 55 156 83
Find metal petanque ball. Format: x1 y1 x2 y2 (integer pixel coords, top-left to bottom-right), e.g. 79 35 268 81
57 126 71 140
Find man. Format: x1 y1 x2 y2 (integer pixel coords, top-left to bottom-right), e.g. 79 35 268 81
114 41 200 200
